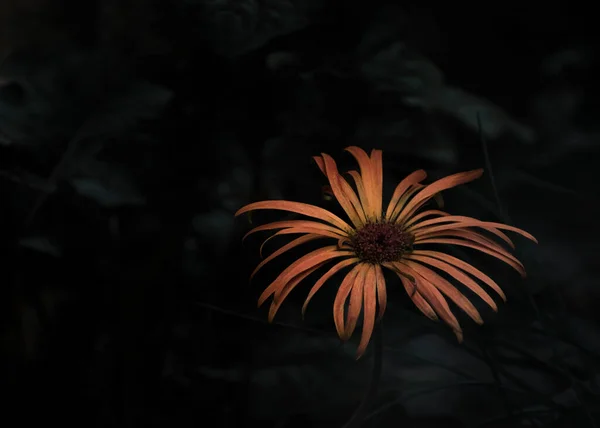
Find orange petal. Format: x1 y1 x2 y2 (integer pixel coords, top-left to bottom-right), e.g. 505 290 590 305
313 155 327 175
251 234 324 280
316 156 366 220
392 262 462 337
414 237 526 277
235 200 353 233
256 225 348 258
257 228 313 258
402 209 450 230
346 170 368 213
419 228 510 252
333 264 363 339
385 170 427 220
302 258 359 316
320 154 367 227
369 149 384 219
416 228 525 271
342 264 368 341
396 273 438 321
257 226 351 251
408 214 537 246
357 264 377 358
412 219 515 248
405 253 499 311
412 216 536 244
258 246 353 307
412 250 506 301
267 262 325 322
403 260 483 324
478 221 537 243
374 264 387 320
389 184 425 222
243 219 348 241
396 169 483 224
345 147 377 220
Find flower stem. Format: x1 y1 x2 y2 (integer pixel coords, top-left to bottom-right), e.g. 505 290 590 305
343 321 383 428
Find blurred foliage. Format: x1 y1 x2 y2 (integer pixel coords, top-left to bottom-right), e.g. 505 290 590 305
1 1 599 427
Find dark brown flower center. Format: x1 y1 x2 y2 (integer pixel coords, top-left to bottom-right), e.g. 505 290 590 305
351 222 414 264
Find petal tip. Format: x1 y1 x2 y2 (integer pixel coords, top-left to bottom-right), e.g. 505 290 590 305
313 155 325 168
415 169 428 179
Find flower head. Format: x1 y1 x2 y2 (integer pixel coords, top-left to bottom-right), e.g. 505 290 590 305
235 147 537 357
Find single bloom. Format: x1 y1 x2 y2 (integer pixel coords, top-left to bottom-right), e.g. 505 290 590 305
235 147 537 357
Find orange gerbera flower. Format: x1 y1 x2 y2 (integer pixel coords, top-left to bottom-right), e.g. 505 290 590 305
235 147 537 357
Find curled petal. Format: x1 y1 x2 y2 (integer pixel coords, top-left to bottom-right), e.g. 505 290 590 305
412 250 506 301
405 253 499 311
374 264 387 320
402 209 450 230
302 258 359 316
416 228 525 272
414 237 527 277
396 169 484 224
257 228 313 258
402 260 483 324
346 170 368 212
333 264 363 339
420 228 512 254
345 147 378 220
243 219 348 242
258 226 351 258
409 214 537 245
480 221 537 243
266 227 349 240
267 262 325 322
343 265 367 341
412 219 515 248
318 154 367 227
357 264 377 358
258 246 353 307
251 234 324 280
390 262 463 339
389 184 425 222
235 200 352 233
385 170 427 220
257 226 349 258
396 273 438 321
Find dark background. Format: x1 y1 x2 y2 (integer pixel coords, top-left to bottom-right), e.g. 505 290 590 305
1 1 599 427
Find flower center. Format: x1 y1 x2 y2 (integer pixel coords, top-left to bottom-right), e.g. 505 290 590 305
351 222 414 264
